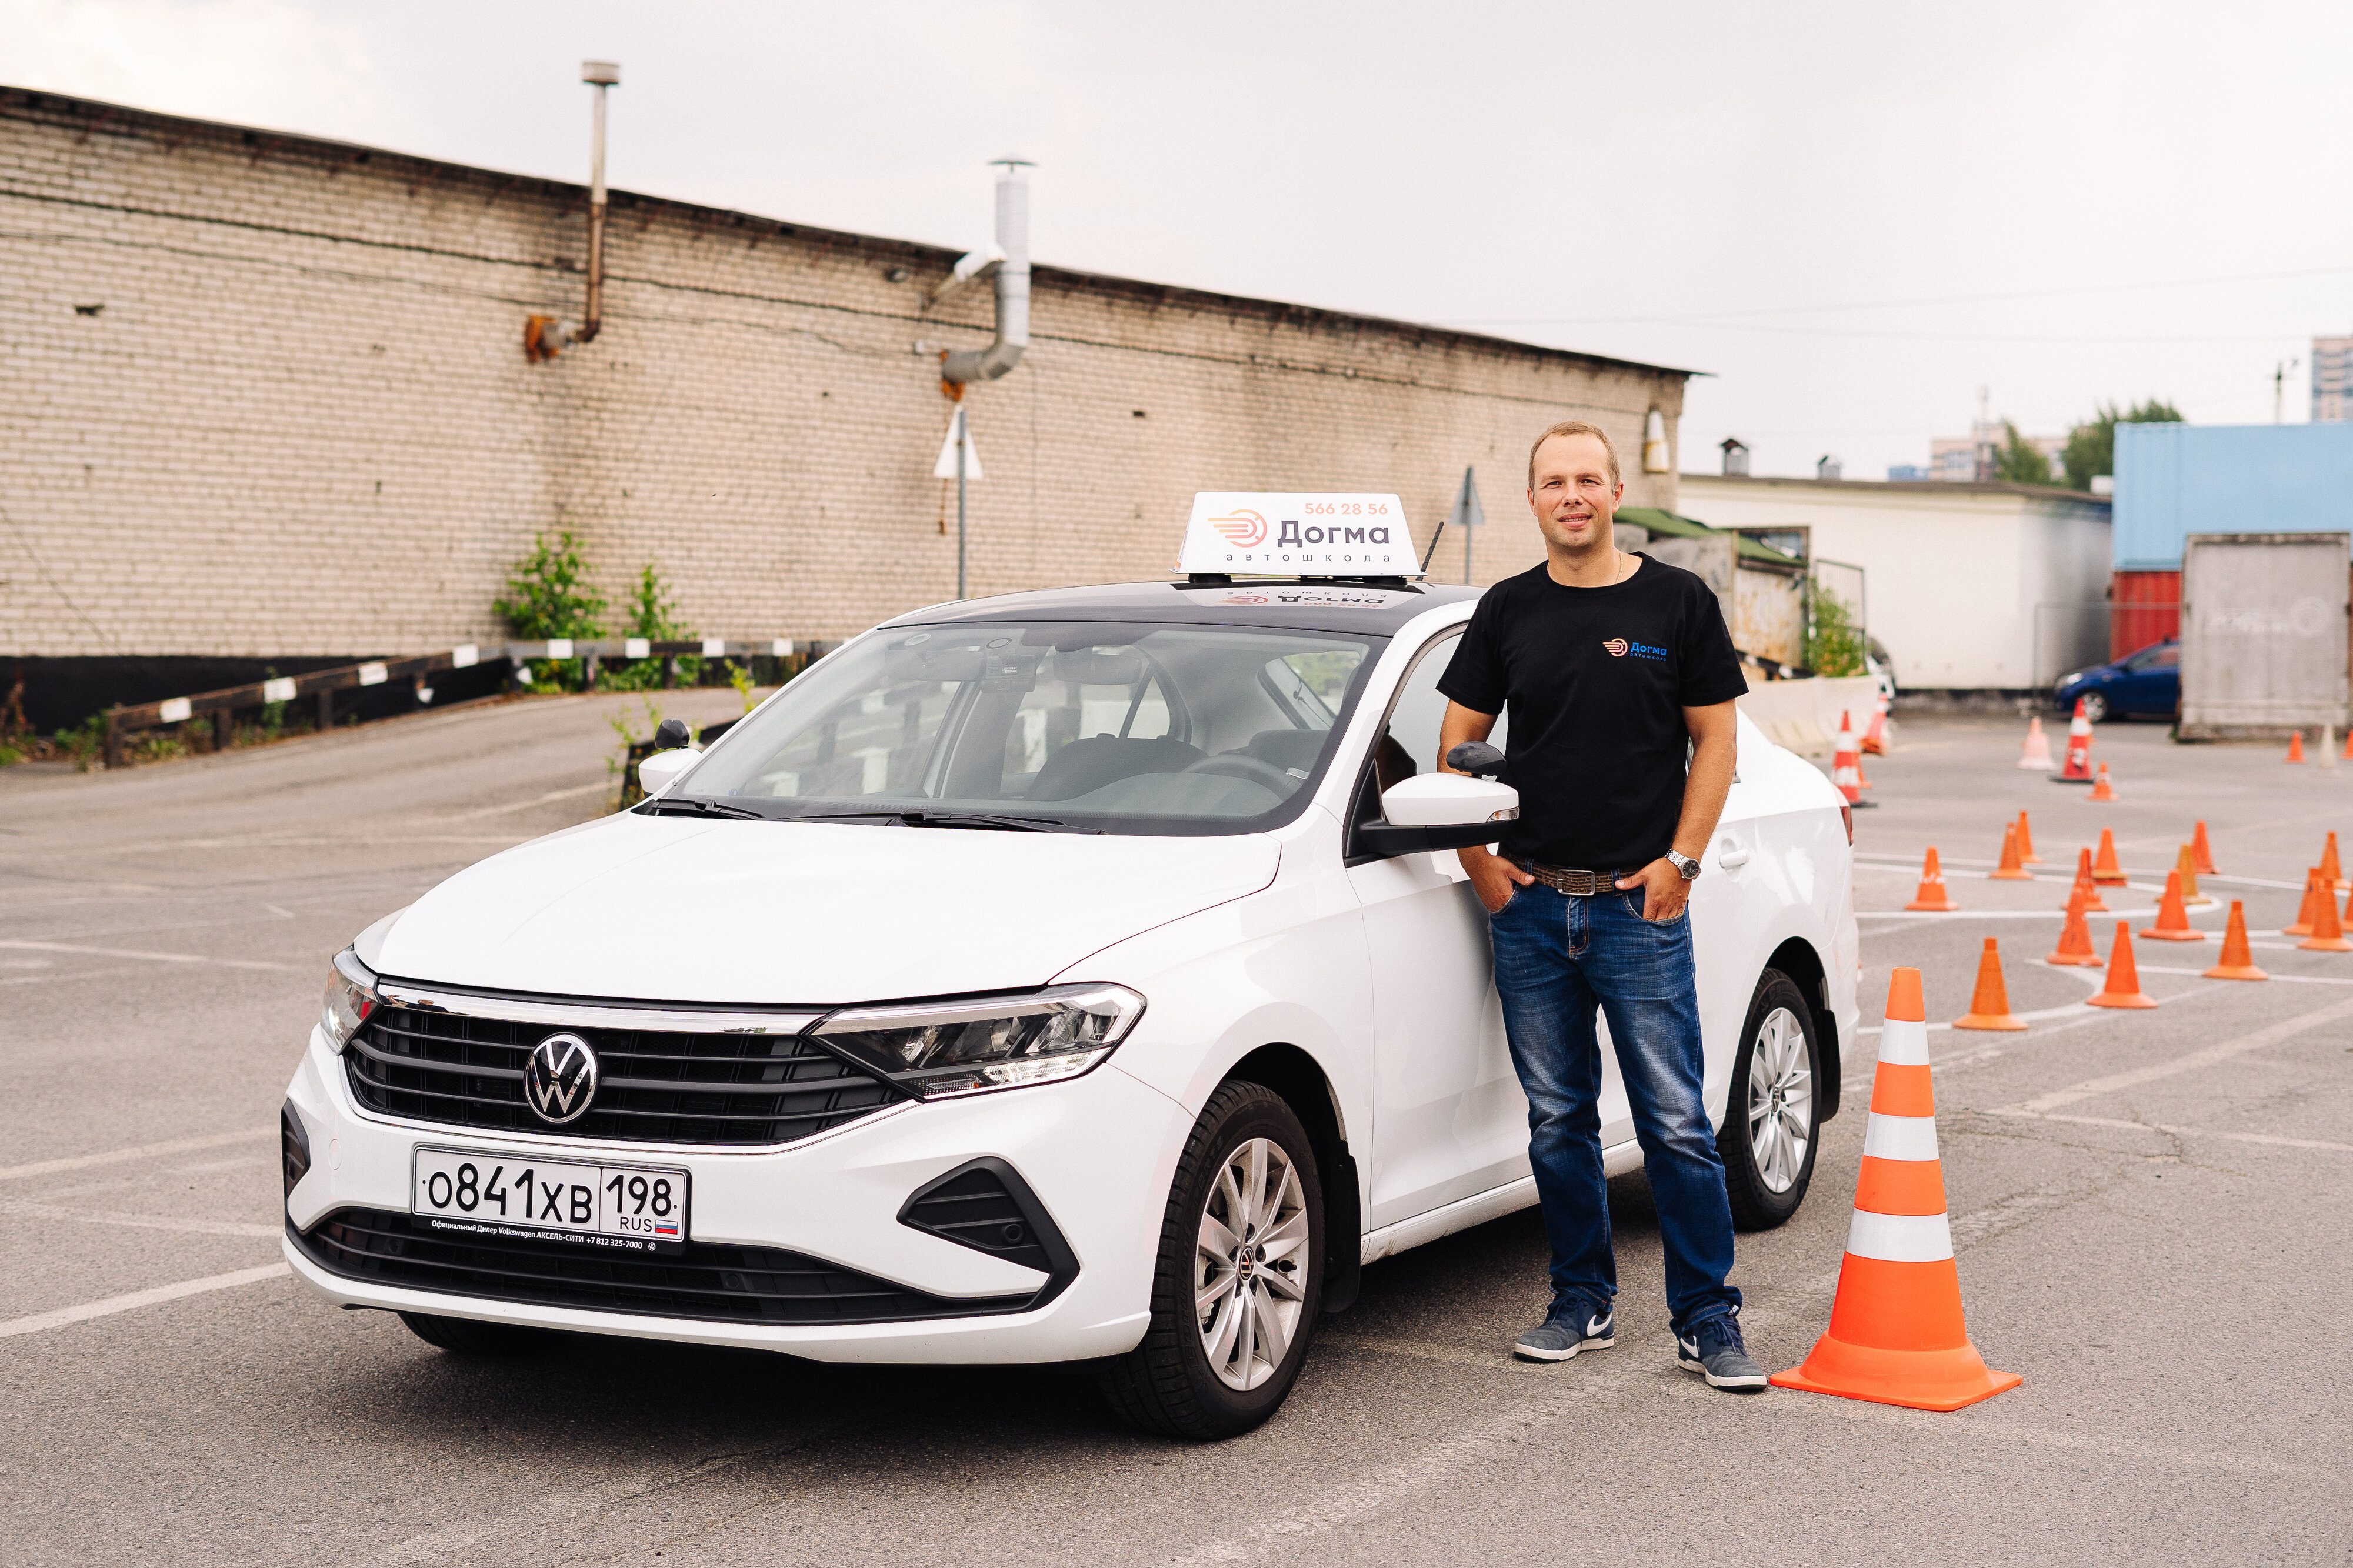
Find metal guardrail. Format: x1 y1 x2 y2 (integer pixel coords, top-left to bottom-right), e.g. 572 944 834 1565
101 639 826 769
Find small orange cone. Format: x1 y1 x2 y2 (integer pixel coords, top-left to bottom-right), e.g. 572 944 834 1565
2342 728 2353 762
2138 871 2205 942
1771 968 2021 1412
1952 938 2028 1030
2204 902 2268 981
2055 696 2095 782
2047 885 2104 967
1855 748 1877 791
1904 848 1959 912
2287 731 2307 764
2085 762 2117 802
2191 820 2217 876
2087 922 2158 1008
1861 702 1891 756
2015 810 2041 864
2091 829 2128 886
2299 875 2353 952
2069 846 2108 913
1831 714 1862 805
2322 833 2346 893
1988 823 2032 881
2284 869 2322 938
2017 715 2052 770
2173 845 2212 906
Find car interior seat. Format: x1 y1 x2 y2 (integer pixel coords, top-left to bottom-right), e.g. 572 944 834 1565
1026 736 1205 800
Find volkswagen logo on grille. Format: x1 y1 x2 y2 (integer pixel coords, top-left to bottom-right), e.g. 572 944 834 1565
523 1033 599 1125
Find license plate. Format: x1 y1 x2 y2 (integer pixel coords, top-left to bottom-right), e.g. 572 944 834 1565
411 1147 689 1256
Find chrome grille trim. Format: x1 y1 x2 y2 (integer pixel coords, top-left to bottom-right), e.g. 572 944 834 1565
376 980 826 1037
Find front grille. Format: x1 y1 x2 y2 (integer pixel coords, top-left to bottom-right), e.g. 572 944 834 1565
294 1208 1038 1325
345 1005 896 1146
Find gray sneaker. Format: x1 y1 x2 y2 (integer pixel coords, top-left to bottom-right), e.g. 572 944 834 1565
1512 1302 1615 1363
1676 1315 1767 1392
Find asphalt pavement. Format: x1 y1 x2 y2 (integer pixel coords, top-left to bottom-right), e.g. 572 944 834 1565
2 700 2348 1566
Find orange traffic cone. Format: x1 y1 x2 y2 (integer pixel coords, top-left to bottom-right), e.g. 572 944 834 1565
2173 845 2212 906
2285 869 2323 938
2322 833 2345 893
2191 820 2217 876
2087 922 2158 1008
1831 714 1862 805
2139 871 2205 942
2055 696 2095 783
2342 728 2353 762
1855 748 1877 791
2204 902 2268 981
1952 938 2027 1030
2015 810 2041 865
1904 848 1959 912
2287 731 2307 764
1861 705 1890 756
1771 968 2021 1412
2047 885 2103 966
2071 846 2109 913
2085 763 2117 802
1988 823 2032 881
2091 829 2128 885
2017 716 2053 771
2299 875 2353 952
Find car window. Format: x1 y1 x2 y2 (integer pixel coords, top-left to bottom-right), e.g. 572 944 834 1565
1371 629 1507 792
674 623 1379 836
2123 643 2178 672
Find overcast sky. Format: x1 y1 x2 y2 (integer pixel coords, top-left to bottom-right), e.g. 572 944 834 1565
9 0 2351 482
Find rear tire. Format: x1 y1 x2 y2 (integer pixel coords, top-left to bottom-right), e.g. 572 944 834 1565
1098 1080 1323 1439
398 1311 559 1356
1719 970 1821 1231
2079 691 2109 724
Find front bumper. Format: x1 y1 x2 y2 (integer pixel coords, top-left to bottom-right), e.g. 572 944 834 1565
281 1026 1187 1362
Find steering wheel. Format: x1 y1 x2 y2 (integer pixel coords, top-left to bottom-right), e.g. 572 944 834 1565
1181 752 1296 794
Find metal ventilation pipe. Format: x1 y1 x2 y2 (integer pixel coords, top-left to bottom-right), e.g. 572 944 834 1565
942 159 1032 384
578 59 619 344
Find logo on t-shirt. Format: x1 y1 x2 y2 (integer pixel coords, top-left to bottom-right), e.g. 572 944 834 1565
1629 640 1669 662
1602 639 1628 657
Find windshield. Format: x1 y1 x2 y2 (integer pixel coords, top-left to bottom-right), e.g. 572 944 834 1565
668 622 1379 835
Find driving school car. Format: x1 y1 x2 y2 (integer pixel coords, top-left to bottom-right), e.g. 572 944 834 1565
280 493 1858 1439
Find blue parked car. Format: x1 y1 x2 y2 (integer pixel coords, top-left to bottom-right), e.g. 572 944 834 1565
2052 638 2178 722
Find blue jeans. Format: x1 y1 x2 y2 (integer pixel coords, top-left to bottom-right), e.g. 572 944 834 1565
1487 880 1741 1336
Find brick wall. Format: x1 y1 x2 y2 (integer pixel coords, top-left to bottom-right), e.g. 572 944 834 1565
1 88 1688 660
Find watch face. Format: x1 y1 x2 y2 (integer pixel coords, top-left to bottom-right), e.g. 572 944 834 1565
1674 854 1701 879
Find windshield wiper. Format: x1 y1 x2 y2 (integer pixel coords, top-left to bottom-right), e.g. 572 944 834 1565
639 795 768 819
795 809 1072 832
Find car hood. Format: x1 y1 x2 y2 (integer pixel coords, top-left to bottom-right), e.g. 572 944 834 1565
366 815 1281 1004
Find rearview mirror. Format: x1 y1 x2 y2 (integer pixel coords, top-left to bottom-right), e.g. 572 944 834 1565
638 746 702 799
1355 772 1520 855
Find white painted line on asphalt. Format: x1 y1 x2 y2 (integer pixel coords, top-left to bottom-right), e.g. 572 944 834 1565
2137 963 2353 985
1 964 152 990
2008 993 2353 1113
437 779 611 822
0 1199 280 1237
1988 1110 2353 1154
262 903 295 918
0 939 291 972
0 1262 288 1339
0 1127 274 1183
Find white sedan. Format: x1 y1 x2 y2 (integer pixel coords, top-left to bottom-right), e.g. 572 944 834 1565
281 576 1858 1437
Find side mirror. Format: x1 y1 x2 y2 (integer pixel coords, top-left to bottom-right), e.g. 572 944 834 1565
652 718 692 750
1445 740 1507 778
638 747 702 799
1356 773 1520 855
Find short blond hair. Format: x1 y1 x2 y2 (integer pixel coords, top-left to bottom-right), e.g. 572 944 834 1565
1528 420 1621 488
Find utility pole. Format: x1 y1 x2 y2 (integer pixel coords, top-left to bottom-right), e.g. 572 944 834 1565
955 404 969 600
2275 358 2299 423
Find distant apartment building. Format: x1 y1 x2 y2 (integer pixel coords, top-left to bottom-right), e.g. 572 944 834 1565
2312 335 2353 422
1924 421 2065 483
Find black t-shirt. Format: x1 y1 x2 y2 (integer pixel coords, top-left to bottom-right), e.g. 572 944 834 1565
1437 554 1747 871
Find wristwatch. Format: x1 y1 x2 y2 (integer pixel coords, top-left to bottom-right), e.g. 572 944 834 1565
1667 850 1702 881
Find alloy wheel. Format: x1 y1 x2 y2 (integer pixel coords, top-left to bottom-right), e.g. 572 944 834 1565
1194 1136 1310 1391
1746 1006 1814 1194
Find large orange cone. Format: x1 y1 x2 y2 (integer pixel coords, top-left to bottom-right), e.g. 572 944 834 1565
2172 845 2212 906
2286 731 2307 764
2085 762 2118 802
1988 823 2032 881
2299 874 2353 952
2047 885 2103 966
2090 829 2128 885
1855 747 1877 791
2070 846 2108 913
1904 848 1959 912
1831 714 1862 805
2139 871 2205 942
2285 869 2323 938
1771 968 2021 1412
2055 697 2095 783
2017 715 2053 771
2322 833 2345 893
1861 704 1890 756
2204 902 2268 981
2015 810 2041 864
2191 820 2217 876
2087 922 2158 1008
1952 938 2028 1030
2342 728 2353 762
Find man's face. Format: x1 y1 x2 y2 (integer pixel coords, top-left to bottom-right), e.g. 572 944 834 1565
1527 434 1623 554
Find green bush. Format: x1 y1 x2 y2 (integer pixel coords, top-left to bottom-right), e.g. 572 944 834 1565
494 531 606 692
1805 587 1868 678
598 564 700 692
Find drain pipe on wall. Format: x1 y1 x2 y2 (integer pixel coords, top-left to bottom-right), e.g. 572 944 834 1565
525 61 619 362
931 159 1034 598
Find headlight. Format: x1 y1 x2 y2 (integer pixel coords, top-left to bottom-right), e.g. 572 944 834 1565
811 982 1145 1099
319 948 381 1052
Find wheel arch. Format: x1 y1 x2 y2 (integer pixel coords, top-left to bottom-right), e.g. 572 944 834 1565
1224 1043 1361 1315
1763 936 1841 1124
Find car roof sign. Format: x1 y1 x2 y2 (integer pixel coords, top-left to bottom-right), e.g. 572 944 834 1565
1176 493 1421 579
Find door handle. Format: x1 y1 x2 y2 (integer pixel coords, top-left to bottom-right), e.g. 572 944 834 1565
1717 839 1753 869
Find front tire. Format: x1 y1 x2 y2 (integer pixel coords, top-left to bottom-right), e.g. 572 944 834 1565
1098 1080 1323 1439
1719 971 1821 1231
2079 690 2109 723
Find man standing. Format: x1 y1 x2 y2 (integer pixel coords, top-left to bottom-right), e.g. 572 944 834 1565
1436 419 1764 1391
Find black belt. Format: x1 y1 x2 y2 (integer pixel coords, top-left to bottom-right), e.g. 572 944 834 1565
1517 861 1633 898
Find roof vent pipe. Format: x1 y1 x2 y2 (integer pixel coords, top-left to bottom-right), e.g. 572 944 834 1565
942 159 1032 385
578 59 618 344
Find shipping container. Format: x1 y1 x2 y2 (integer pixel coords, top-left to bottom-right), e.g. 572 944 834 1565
2177 533 2351 739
